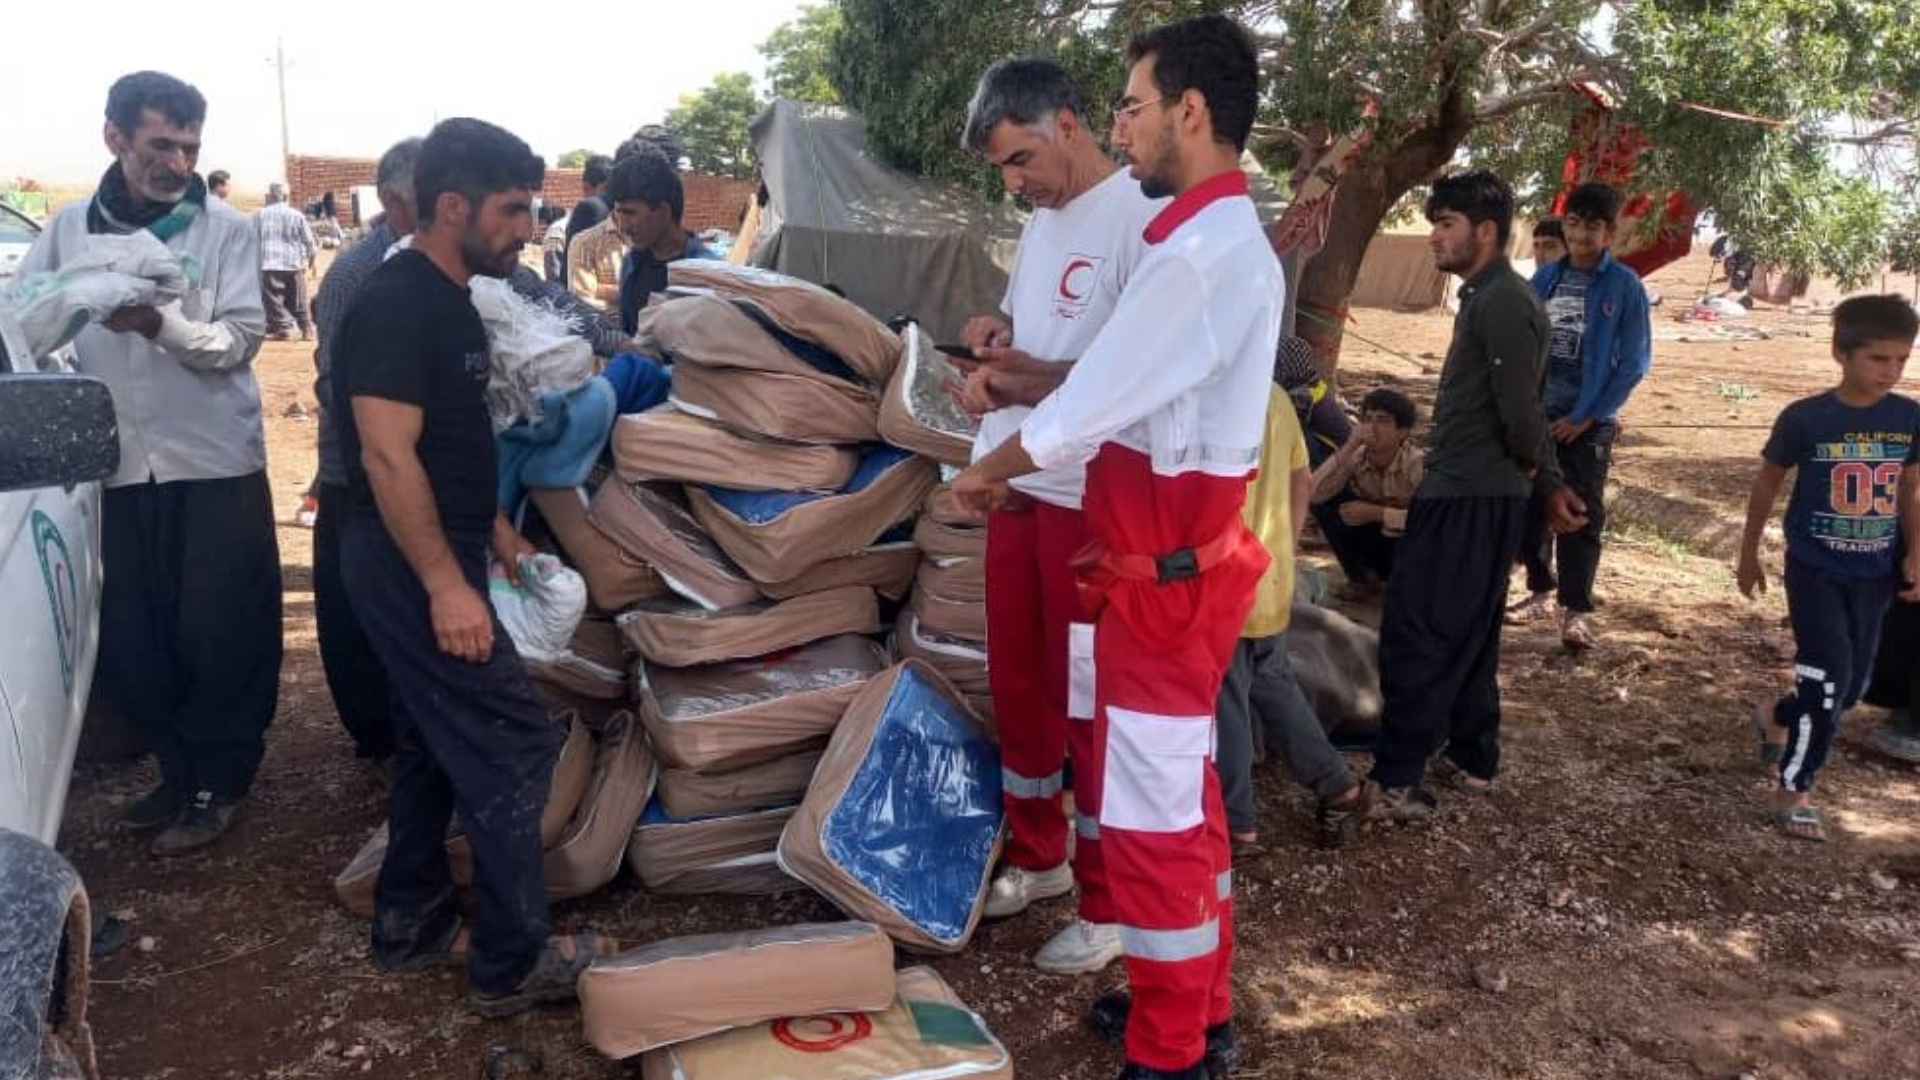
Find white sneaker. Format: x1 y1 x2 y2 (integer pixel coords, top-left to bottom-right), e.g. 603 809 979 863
982 862 1074 918
1033 918 1123 974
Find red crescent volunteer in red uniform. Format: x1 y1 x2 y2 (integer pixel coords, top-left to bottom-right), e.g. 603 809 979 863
952 16 1281 1080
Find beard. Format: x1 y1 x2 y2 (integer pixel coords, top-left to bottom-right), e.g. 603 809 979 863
1432 240 1475 275
460 223 519 279
1130 127 1180 200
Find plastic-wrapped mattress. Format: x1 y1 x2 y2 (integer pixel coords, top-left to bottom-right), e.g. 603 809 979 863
876 327 977 467
612 404 858 492
671 361 880 445
667 261 902 386
639 291 871 386
526 611 630 700
618 587 881 669
527 486 670 611
579 921 896 1059
913 556 985 605
638 965 1013 1080
544 711 657 900
656 749 825 819
909 586 986 643
777 660 1002 953
688 446 938 584
636 634 888 771
587 480 763 611
758 536 921 602
626 800 798 895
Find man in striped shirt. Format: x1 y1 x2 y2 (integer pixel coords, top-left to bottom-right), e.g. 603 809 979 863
257 181 316 340
566 215 627 311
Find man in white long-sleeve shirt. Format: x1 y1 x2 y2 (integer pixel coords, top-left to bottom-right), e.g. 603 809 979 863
21 70 280 856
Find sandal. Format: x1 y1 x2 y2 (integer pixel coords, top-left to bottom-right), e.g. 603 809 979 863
469 932 615 1018
1431 756 1494 795
1750 703 1785 769
378 916 470 974
1316 785 1371 849
1768 804 1828 843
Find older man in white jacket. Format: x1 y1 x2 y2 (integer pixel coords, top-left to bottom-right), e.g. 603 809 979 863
20 70 280 856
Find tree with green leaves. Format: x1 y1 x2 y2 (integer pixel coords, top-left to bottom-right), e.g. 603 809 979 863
666 72 762 179
828 0 1919 372
762 3 845 104
556 148 597 169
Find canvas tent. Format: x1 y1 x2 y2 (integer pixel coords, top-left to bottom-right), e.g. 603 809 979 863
746 99 1296 341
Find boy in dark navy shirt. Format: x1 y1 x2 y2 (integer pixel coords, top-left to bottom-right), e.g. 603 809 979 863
1738 294 1920 842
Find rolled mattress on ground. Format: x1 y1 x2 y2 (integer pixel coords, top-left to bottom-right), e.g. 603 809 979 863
626 800 798 895
586 479 762 612
777 660 1002 953
333 716 595 917
638 965 1013 1080
656 749 826 819
612 404 858 493
618 587 881 669
636 633 889 771
579 921 896 1059
687 446 939 584
543 711 657 900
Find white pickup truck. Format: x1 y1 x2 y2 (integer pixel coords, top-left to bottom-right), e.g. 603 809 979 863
0 300 118 1080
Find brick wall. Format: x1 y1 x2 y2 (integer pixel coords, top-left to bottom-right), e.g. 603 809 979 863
284 154 753 233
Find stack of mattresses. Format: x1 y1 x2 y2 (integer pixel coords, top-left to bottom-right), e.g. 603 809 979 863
627 635 890 894
897 486 991 723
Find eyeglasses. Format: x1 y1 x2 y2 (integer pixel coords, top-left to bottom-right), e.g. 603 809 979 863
1110 94 1176 127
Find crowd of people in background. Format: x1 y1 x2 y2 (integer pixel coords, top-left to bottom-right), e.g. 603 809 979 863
18 7 1919 1075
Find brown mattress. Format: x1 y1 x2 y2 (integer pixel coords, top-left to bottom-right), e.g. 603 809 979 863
637 633 888 770
580 921 896 1059
618 587 882 669
667 261 903 386
876 328 977 467
526 611 630 700
638 965 1013 1080
626 803 798 895
687 449 939 584
909 586 986 643
333 717 595 917
758 541 922 602
527 486 670 611
612 405 858 492
544 711 657 900
910 515 985 563
913 557 985 605
586 480 763 611
671 361 881 446
656 749 826 819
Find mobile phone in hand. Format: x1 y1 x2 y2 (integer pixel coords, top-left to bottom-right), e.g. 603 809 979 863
934 342 976 360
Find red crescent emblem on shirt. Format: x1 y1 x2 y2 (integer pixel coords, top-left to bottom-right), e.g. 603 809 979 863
771 1013 874 1053
1058 258 1097 301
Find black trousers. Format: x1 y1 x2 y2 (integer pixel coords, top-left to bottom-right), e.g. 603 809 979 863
1312 490 1399 585
260 269 311 335
312 483 395 759
1370 495 1527 788
1865 540 1918 712
100 472 283 798
1520 422 1614 612
341 516 560 996
1773 559 1891 793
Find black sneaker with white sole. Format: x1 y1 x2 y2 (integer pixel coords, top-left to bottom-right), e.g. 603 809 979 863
151 791 241 855
118 782 190 831
1089 990 1242 1080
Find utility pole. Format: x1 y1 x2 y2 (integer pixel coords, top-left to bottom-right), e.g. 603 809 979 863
271 37 291 172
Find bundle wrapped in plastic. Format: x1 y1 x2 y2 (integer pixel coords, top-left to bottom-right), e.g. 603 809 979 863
587 481 762 611
2 231 189 355
489 553 588 664
526 611 630 701
877 326 977 467
626 800 798 895
612 404 858 492
469 275 596 432
617 587 881 669
544 711 657 900
671 361 880 445
758 532 920 602
526 486 671 611
666 261 902 385
656 749 825 819
639 292 871 387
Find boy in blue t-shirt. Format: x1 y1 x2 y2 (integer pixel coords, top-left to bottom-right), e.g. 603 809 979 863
1738 294 1920 841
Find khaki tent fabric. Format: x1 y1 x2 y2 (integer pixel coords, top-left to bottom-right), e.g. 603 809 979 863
527 487 670 612
586 480 763 612
672 362 881 446
636 633 889 770
627 803 798 895
876 329 976 467
778 661 1001 953
612 406 859 493
759 541 921 602
657 749 826 819
639 965 1013 1080
580 922 896 1059
544 712 658 900
1350 232 1448 311
333 717 595 917
618 587 882 669
669 261 904 386
687 451 939 584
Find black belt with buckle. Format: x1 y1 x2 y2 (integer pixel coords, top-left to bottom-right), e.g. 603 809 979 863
1155 547 1200 584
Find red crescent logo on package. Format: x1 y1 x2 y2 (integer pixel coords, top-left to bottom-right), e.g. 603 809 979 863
772 1013 874 1053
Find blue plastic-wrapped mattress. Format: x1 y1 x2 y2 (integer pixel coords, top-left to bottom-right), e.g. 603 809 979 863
777 659 1003 953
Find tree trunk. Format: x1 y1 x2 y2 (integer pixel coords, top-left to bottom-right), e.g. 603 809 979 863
1290 127 1474 382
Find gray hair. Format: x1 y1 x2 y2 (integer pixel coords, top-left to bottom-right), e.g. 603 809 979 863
375 137 425 198
961 58 1087 155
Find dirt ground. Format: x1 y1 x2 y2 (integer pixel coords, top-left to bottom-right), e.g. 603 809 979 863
55 250 1920 1080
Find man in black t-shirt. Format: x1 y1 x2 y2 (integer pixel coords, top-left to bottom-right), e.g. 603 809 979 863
608 147 711 334
334 117 602 1018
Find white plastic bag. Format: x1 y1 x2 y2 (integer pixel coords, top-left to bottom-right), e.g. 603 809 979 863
1 232 189 356
468 276 595 432
489 553 588 663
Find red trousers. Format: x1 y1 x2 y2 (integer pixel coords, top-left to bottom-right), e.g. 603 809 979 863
985 499 1111 922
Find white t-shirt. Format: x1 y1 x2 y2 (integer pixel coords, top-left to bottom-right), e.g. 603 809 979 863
971 169 1165 509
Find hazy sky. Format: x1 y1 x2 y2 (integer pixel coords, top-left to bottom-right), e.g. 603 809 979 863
2 0 814 190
